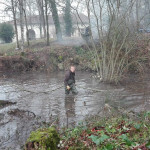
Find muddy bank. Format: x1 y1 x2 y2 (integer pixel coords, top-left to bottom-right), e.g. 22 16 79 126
0 36 149 75
0 108 42 150
0 45 94 73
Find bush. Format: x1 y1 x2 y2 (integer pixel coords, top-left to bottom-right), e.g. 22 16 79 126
0 23 14 43
25 127 60 150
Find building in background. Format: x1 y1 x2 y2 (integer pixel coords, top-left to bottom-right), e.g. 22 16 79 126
5 13 89 42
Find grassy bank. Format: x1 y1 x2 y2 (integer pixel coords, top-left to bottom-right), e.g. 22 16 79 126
0 39 47 56
0 37 149 82
0 38 96 73
25 111 150 150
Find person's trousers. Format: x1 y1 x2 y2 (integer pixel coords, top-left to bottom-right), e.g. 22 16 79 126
65 83 78 95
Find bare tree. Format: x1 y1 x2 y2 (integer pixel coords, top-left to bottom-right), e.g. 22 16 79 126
11 0 20 49
36 0 46 38
144 0 150 27
64 0 72 37
45 0 50 46
23 5 30 46
73 0 149 83
136 0 140 31
49 0 62 41
18 0 25 50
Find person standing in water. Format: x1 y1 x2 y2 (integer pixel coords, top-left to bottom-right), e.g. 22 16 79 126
64 65 78 95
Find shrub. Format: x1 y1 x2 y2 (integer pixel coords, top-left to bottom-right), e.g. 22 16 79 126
0 23 14 43
25 127 60 150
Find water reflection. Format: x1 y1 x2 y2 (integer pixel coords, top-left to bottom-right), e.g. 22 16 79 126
65 95 76 128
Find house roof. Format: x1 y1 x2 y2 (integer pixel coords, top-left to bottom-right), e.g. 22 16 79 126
7 13 89 26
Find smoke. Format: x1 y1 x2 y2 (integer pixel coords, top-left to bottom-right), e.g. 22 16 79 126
54 37 86 47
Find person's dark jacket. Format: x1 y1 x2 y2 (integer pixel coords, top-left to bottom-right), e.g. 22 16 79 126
64 70 75 86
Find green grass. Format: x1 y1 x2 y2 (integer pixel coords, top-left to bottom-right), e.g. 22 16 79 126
0 42 16 54
0 38 53 56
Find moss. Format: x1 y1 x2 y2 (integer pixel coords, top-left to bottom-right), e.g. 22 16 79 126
26 127 60 150
20 51 27 57
58 55 63 63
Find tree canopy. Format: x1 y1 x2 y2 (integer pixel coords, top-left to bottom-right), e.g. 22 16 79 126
0 23 14 43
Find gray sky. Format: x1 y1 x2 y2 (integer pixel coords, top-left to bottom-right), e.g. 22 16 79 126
0 0 87 23
0 0 11 22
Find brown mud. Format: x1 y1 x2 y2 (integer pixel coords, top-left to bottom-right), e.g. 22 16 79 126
0 46 92 73
0 38 94 73
0 37 149 74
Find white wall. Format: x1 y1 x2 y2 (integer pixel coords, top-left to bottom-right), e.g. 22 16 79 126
12 24 89 42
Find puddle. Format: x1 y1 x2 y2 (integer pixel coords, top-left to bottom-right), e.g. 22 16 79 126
0 71 149 149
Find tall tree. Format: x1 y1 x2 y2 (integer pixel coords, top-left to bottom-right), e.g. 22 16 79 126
26 0 33 29
11 0 20 49
45 0 50 46
38 9 42 38
49 0 62 41
144 0 150 27
36 0 46 38
18 0 25 50
23 7 30 46
64 0 72 37
136 0 140 31
0 23 14 43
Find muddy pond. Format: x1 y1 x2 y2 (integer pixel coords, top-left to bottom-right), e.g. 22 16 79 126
0 71 150 149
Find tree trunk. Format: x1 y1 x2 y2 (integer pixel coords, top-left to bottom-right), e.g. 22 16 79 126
11 0 19 49
136 0 140 31
23 8 30 46
144 0 150 27
41 0 46 38
49 0 62 41
64 0 72 37
45 0 50 46
19 0 24 50
28 0 33 29
36 0 46 38
38 10 42 38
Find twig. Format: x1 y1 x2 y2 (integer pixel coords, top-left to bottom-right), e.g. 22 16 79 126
77 86 124 93
50 118 58 128
22 85 64 94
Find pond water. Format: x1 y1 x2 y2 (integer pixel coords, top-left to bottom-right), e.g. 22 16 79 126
0 71 150 149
